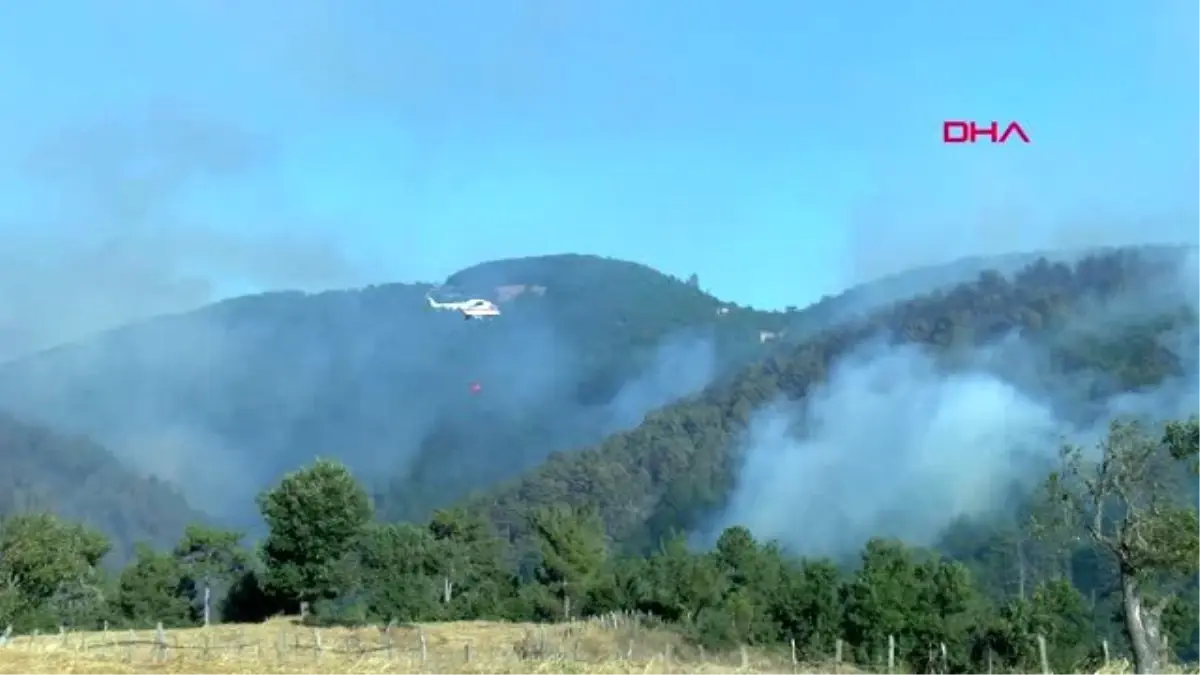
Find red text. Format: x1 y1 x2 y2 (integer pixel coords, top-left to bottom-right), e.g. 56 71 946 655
943 120 1030 144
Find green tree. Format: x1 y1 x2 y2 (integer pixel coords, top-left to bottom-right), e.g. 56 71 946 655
257 459 372 612
639 535 726 627
970 578 1095 672
0 512 110 630
342 521 442 623
115 545 193 627
713 526 787 644
529 505 607 620
773 558 842 659
842 539 923 664
427 509 515 620
907 556 980 672
842 539 978 671
1038 417 1199 674
587 555 653 617
172 524 250 624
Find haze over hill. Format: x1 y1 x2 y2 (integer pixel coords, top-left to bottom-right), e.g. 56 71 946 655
1 3 1196 668
0 242 1195 672
464 245 1198 559
3 1 1195 364
0 254 797 531
0 411 201 561
0 243 1191 565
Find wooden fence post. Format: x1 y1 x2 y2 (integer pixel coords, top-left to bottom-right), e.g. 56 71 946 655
1037 633 1050 674
154 622 167 664
887 635 895 673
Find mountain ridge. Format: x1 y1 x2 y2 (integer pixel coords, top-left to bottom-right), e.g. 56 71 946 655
0 246 1193 561
0 244 1192 671
0 253 788 538
460 244 1198 557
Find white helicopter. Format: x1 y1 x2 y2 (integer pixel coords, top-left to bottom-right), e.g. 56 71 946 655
426 293 501 320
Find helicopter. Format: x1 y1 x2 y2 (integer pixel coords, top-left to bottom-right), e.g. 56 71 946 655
426 294 501 320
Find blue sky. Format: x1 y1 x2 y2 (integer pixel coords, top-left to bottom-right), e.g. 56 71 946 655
0 0 1196 326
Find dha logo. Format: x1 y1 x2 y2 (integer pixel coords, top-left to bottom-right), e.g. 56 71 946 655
943 120 1030 144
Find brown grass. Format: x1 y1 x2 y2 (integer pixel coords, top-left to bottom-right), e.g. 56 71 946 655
5 618 1187 674
0 617 838 674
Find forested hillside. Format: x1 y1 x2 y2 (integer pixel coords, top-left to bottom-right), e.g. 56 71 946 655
0 412 200 561
778 250 1075 340
0 254 790 534
0 246 1195 673
2 415 1194 672
0 247 1192 565
465 246 1198 553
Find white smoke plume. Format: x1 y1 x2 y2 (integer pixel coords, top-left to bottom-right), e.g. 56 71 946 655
718 343 1063 557
714 253 1199 558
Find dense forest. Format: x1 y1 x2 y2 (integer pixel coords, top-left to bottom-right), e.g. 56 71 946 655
0 255 792 534
0 249 1130 544
464 246 1197 554
0 412 200 558
0 414 1195 673
0 247 1195 673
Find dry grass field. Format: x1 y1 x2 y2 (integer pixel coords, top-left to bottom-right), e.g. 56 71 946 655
0 616 1189 674
0 616 837 674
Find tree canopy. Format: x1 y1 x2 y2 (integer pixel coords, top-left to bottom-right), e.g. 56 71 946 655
0 247 1194 673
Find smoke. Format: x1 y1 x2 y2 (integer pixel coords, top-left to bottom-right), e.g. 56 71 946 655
715 344 1063 557
0 100 395 516
1 1 1193 541
604 330 716 432
713 253 1199 559
0 0 638 524
724 0 1200 547
0 109 367 361
0 0 586 360
0 270 724 527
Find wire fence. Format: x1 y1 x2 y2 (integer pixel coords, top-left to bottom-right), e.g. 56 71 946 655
0 612 1140 674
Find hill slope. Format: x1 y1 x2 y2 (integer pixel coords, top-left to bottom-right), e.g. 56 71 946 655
0 254 790 531
0 412 201 561
464 245 1199 555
